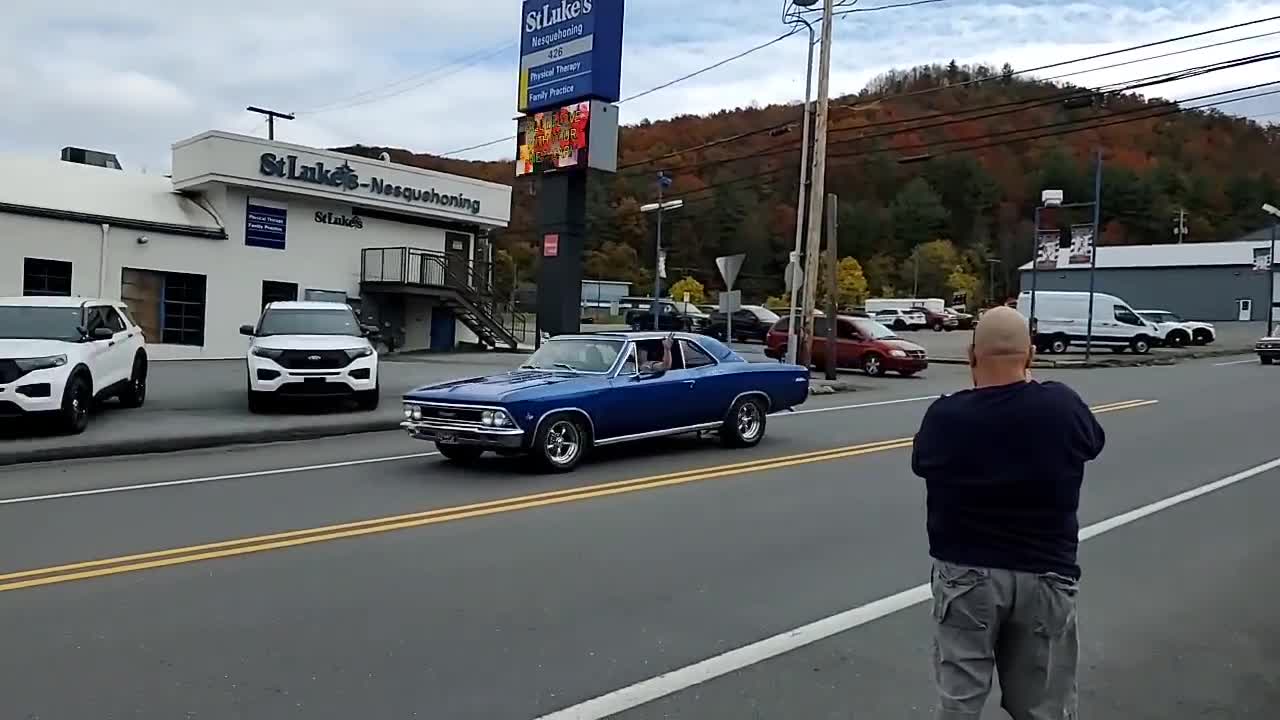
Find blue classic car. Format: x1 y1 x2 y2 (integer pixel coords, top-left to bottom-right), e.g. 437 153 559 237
401 332 810 471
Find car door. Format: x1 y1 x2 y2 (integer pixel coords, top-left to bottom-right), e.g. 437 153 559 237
836 319 864 369
609 340 695 437
82 306 124 389
109 304 144 374
677 338 731 423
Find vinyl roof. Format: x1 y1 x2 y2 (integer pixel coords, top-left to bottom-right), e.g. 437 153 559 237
0 154 223 233
1018 231 1275 271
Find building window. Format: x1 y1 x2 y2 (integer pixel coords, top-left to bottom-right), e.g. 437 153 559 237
121 268 207 346
23 258 72 296
262 280 298 308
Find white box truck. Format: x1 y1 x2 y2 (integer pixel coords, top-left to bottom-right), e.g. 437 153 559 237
1017 291 1162 355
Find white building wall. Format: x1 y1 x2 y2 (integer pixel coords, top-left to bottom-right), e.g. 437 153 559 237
0 214 104 298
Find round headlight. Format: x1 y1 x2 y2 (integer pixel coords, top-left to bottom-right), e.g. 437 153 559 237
494 412 511 427
412 406 423 420
403 404 413 419
482 410 495 426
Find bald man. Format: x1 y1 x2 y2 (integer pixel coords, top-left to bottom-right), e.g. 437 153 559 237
912 307 1105 720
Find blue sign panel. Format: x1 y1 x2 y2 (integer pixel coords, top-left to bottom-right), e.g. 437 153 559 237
518 0 624 113
245 202 287 250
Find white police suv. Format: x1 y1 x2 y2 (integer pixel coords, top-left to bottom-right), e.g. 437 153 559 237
0 296 148 433
241 301 379 413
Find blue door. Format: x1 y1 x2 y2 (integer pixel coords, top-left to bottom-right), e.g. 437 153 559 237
430 307 456 351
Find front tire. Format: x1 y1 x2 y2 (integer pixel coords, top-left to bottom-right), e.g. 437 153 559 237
118 355 147 409
58 373 92 435
437 444 484 464
1048 335 1069 355
1262 356 1274 365
862 353 886 377
720 396 767 448
893 319 907 330
247 390 273 414
1130 336 1152 355
932 322 944 332
533 413 587 472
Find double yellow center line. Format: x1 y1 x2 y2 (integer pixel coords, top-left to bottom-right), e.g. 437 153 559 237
0 398 1157 594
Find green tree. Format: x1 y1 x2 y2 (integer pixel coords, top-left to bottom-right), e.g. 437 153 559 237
891 178 950 255
584 242 644 286
667 276 707 304
863 253 899 297
819 257 870 310
946 267 981 309
899 239 962 298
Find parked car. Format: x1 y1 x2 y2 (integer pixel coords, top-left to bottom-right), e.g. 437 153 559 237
1257 328 1280 364
626 300 709 332
764 315 928 377
944 308 975 330
1136 309 1215 347
400 332 809 472
703 305 781 343
0 296 148 433
1018 291 1161 355
919 307 959 332
870 308 927 331
240 301 380 413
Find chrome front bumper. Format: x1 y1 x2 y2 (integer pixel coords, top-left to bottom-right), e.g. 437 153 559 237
400 420 527 449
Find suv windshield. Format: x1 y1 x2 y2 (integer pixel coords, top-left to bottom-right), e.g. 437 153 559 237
0 305 84 341
257 308 360 336
523 338 623 373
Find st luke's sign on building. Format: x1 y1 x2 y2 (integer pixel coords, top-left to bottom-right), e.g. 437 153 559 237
258 153 483 216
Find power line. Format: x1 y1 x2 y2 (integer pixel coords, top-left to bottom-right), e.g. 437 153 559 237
834 0 947 14
638 50 1280 176
615 17 1280 175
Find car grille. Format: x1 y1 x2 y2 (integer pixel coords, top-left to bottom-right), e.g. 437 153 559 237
274 350 353 369
414 404 487 426
1259 342 1280 350
276 381 353 397
906 350 927 360
0 360 28 385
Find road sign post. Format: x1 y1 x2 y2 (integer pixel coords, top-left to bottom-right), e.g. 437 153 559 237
716 254 746 345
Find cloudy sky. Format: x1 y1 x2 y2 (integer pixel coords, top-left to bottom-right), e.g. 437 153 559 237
2 0 1276 173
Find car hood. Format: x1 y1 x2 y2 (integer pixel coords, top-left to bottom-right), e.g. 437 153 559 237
0 338 78 359
252 335 371 351
405 370 588 402
1182 321 1214 330
880 338 925 352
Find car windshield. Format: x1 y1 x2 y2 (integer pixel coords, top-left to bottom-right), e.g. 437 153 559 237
523 338 623 373
853 318 898 339
749 306 780 322
258 308 360 336
0 305 84 341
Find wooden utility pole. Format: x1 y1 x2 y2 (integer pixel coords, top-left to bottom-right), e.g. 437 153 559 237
825 193 838 381
797 0 834 368
246 106 295 140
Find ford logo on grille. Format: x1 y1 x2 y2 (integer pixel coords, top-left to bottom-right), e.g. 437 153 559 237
308 355 322 361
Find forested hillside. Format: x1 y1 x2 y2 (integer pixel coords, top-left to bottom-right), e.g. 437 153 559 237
337 61 1280 306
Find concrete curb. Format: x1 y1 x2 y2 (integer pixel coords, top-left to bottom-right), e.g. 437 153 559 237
928 346 1252 369
1 418 399 468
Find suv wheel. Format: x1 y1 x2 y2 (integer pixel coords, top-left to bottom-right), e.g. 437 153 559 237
59 373 92 434
247 390 273 414
932 321 944 332
356 384 380 411
118 355 148 408
1167 330 1189 348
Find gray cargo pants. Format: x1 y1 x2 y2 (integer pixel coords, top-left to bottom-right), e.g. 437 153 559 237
930 559 1080 719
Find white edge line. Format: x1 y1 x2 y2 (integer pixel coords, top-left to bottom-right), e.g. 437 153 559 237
0 396 938 506
0 452 439 506
532 455 1280 720
1213 358 1258 366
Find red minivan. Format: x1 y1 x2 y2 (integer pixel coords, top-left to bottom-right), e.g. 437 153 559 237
764 315 928 377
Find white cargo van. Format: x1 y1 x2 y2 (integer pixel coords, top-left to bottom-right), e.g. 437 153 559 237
1017 291 1161 355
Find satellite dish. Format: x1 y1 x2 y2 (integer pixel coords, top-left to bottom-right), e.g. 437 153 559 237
379 152 391 162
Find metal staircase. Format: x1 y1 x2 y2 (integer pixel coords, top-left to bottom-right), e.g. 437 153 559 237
360 247 525 351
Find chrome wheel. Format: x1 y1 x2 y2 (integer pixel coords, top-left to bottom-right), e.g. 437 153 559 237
545 420 581 466
864 354 883 377
736 401 762 442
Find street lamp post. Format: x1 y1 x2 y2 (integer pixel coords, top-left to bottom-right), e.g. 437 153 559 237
1264 203 1280 334
641 174 682 330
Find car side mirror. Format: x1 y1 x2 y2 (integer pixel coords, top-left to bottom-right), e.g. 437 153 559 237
90 327 114 340
239 324 255 336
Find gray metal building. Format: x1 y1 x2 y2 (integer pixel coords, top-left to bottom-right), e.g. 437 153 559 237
1018 228 1279 322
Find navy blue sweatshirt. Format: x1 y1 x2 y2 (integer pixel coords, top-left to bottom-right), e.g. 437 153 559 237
911 381 1106 579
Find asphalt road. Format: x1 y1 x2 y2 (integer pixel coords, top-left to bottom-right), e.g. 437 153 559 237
0 356 1277 718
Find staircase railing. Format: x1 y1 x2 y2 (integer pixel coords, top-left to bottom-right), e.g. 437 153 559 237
360 247 525 349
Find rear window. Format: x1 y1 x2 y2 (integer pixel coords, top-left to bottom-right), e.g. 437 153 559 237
694 335 741 362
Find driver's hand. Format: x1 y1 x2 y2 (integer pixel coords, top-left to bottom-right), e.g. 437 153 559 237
662 336 672 349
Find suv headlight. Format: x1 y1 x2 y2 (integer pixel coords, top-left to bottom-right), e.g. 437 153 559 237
252 347 283 359
345 346 374 360
889 349 907 358
14 355 67 372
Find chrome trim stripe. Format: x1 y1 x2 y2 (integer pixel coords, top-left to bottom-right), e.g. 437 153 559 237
400 420 524 436
403 400 507 411
594 421 724 447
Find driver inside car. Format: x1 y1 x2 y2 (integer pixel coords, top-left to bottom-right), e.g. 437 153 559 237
637 336 673 374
